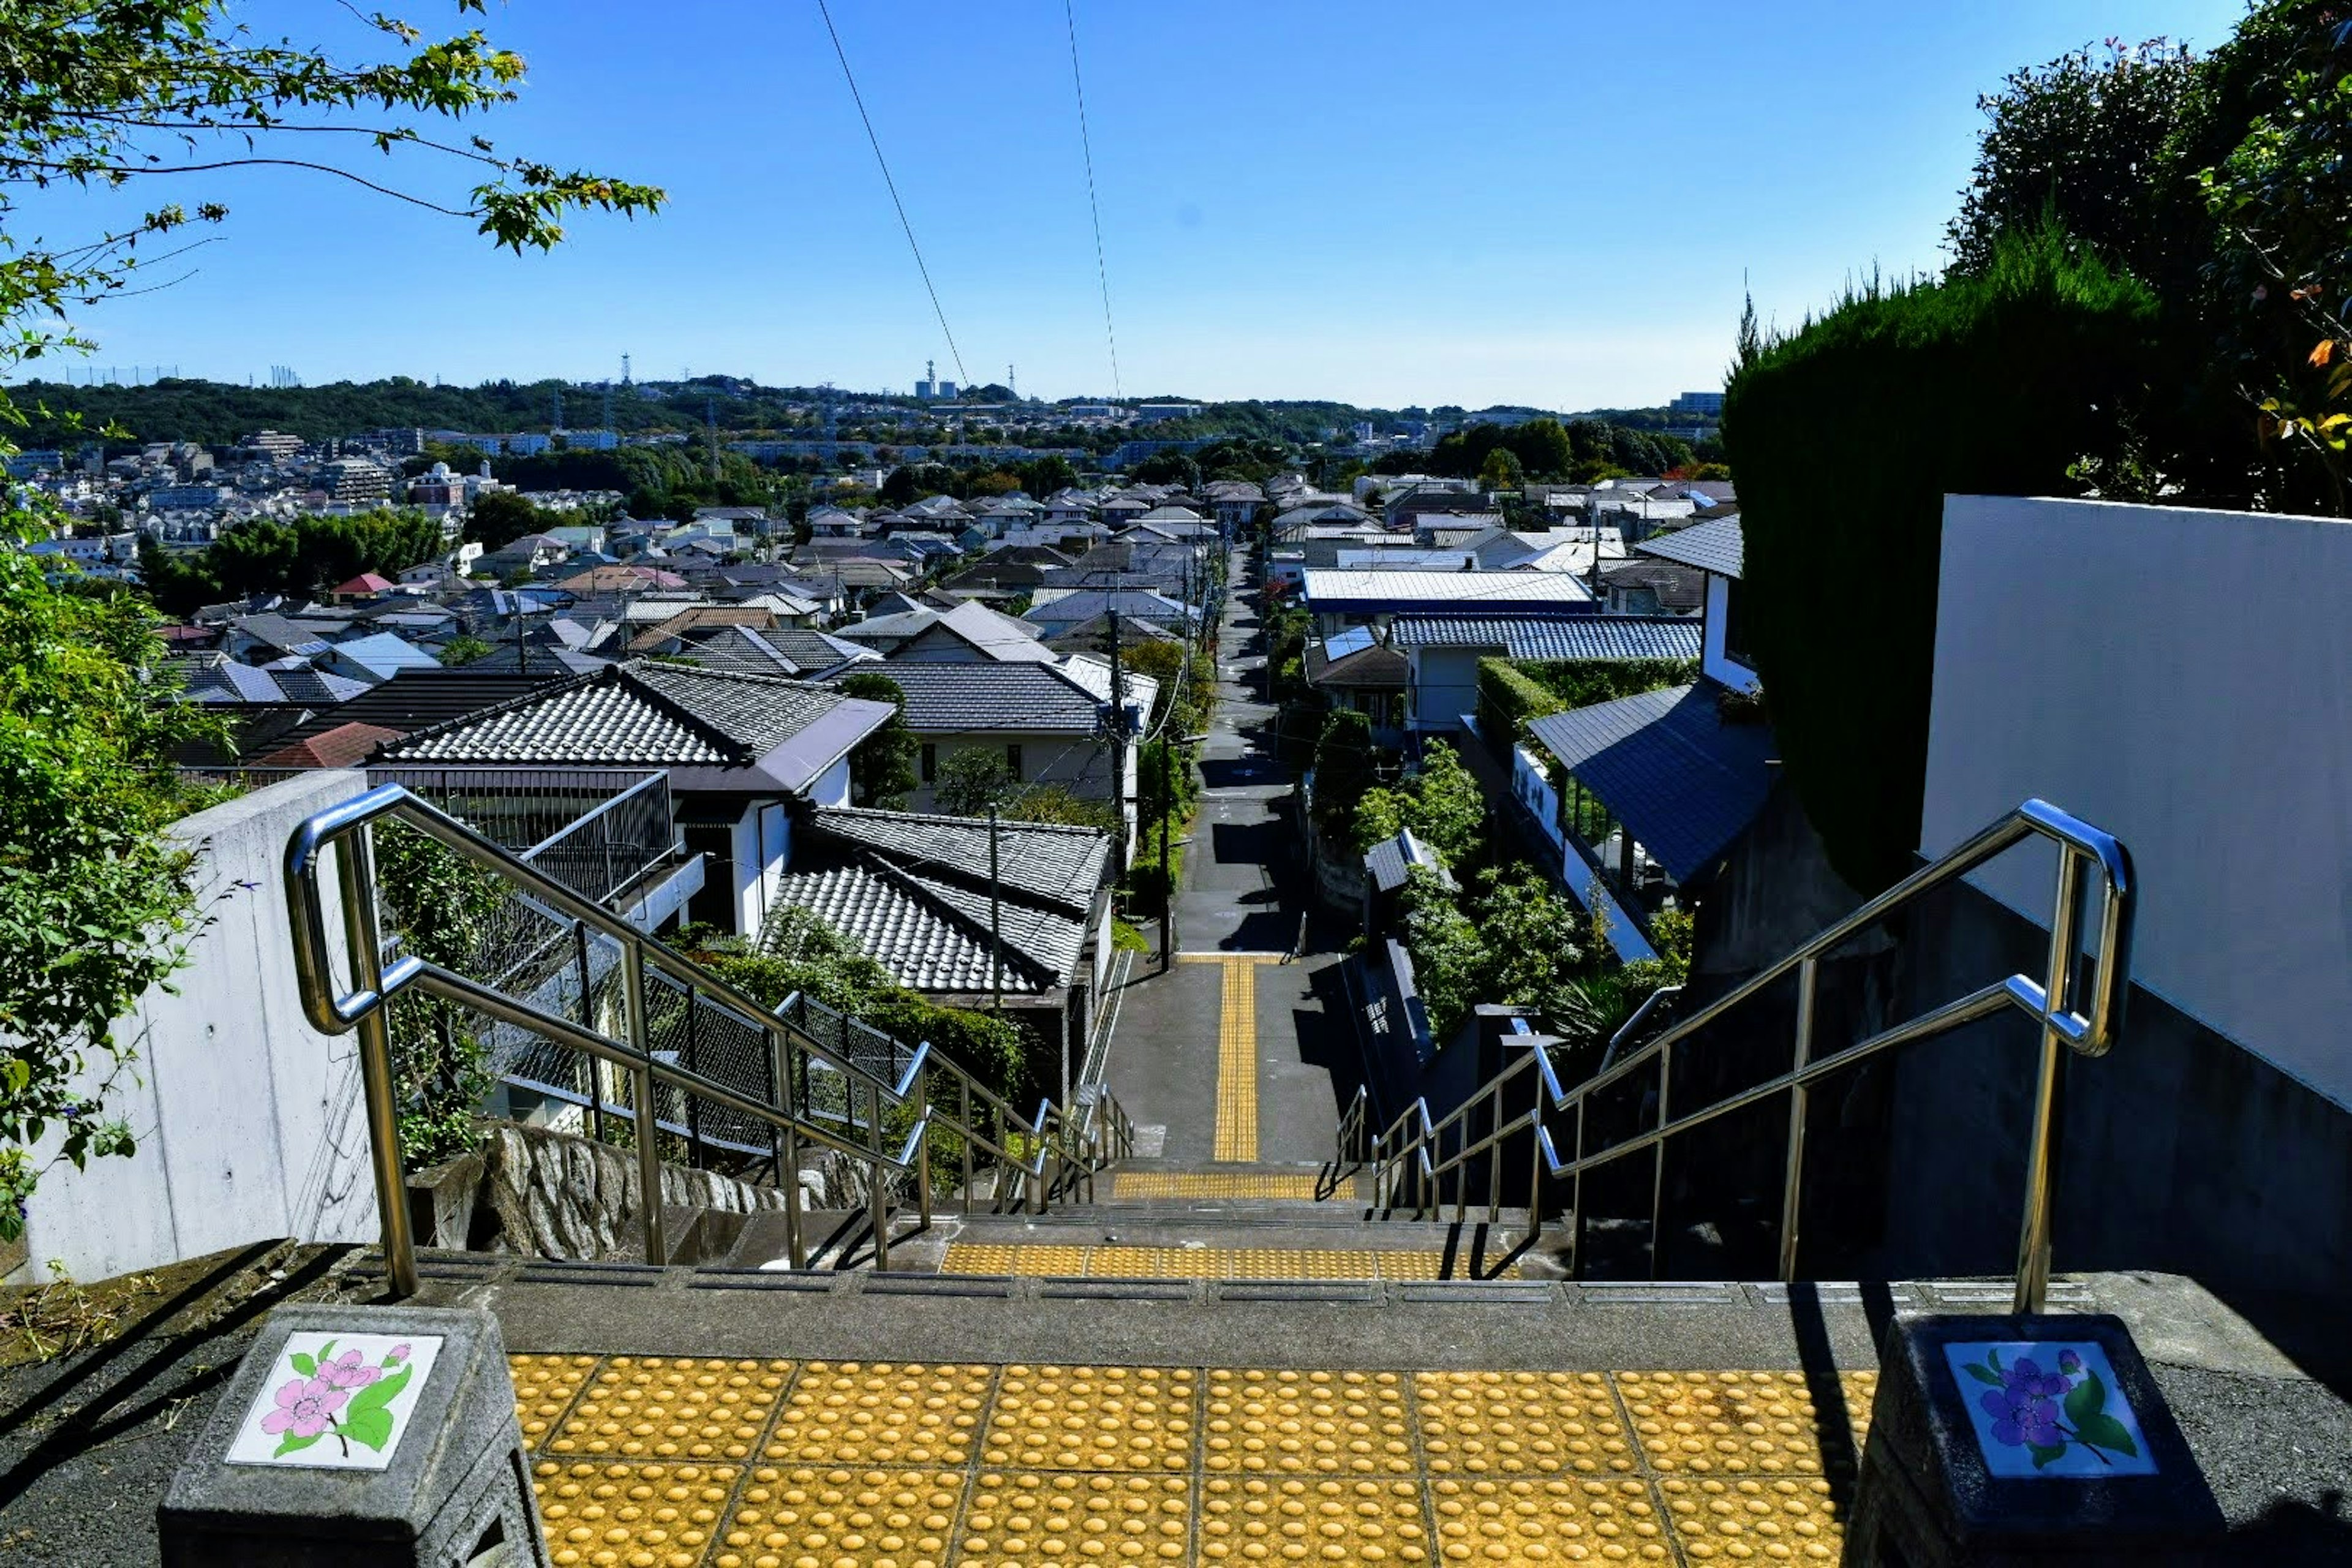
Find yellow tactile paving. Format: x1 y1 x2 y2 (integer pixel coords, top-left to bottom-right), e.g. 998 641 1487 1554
959 1470 1194 1562
549 1355 793 1461
1415 1372 1637 1476
511 1352 601 1450
1114 1170 1333 1200
1204 1369 1416 1476
764 1362 993 1467
937 1242 1490 1280
1200 1474 1431 1562
1215 957 1261 1161
1430 1474 1672 1563
1659 1474 1847 1562
509 1357 1869 1564
531 1458 737 1568
984 1364 1197 1471
1615 1371 1869 1477
712 1465 962 1568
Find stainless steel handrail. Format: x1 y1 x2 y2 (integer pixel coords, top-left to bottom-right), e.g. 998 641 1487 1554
285 783 1124 1297
1363 798 2134 1313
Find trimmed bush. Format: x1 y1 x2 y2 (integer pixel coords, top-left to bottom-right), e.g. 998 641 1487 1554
1723 229 2158 891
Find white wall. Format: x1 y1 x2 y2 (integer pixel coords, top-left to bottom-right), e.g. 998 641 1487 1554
810 756 853 809
728 801 794 935
1701 574 1761 695
1921 494 2352 1110
12 771 380 1284
1408 647 1491 731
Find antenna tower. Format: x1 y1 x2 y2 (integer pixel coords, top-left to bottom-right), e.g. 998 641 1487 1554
620 352 633 388
552 387 564 430
707 398 720 485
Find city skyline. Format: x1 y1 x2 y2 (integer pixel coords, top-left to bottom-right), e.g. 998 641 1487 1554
13 0 2242 409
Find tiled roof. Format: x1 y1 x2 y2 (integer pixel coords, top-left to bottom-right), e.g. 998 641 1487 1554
678 625 875 679
773 806 1110 992
1387 614 1702 662
233 612 334 656
1596 559 1708 612
846 661 1121 735
253 721 407 769
258 670 562 753
1305 639 1409 689
1525 683 1776 883
1634 516 1744 579
1299 570 1594 611
1364 827 1454 893
267 665 372 704
383 658 861 767
627 606 775 652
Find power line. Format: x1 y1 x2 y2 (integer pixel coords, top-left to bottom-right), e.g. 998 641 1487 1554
1063 0 1121 400
813 0 970 388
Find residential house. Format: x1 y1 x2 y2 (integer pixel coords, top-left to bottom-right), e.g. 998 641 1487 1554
314 631 443 685
379 659 896 934
771 806 1115 1083
838 657 1156 853
1386 614 1702 734
835 598 1058 663
674 625 878 680
1022 586 1196 639
1304 627 1411 744
1297 569 1593 641
1630 517 1756 696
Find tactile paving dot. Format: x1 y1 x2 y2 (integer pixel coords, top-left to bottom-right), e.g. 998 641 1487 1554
983 1364 1196 1471
940 1243 1090 1276
710 1465 962 1568
532 1458 737 1568
1659 1474 1847 1562
1414 1372 1634 1476
551 1355 793 1461
1430 1475 1670 1564
1200 1474 1430 1562
1614 1373 1847 1476
957 1470 1192 1562
765 1362 993 1466
511 1353 602 1450
1205 1368 1416 1475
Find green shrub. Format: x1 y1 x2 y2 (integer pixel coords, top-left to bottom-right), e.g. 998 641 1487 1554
1475 660 1564 744
1723 227 2159 891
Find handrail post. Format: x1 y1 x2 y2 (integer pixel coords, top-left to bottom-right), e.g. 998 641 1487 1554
766 1022 805 1270
960 1077 974 1216
1779 957 1819 1283
1649 1041 1672 1281
2015 848 2086 1314
1570 1098 1588 1281
1487 1078 1503 1224
575 921 605 1145
622 938 666 1266
868 1079 891 1271
338 826 418 1299
914 1067 933 1229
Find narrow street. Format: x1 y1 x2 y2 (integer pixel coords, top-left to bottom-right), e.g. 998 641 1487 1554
1101 547 1365 1167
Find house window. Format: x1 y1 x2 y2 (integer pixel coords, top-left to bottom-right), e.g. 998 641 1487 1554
921 744 937 783
1720 578 1756 669
1006 744 1024 780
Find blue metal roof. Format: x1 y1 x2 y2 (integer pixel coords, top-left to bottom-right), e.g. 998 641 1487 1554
1388 614 1702 662
1525 684 1776 883
1633 517 1744 579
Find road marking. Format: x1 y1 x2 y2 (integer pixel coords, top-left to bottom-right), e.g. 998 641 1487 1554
1215 956 1261 1161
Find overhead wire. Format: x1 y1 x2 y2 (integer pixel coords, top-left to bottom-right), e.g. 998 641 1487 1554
1062 0 1122 399
813 0 971 387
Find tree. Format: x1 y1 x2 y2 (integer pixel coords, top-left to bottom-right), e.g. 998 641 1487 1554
439 634 494 667
1019 454 1079 496
935 750 1023 817
467 489 549 552
878 466 919 507
0 0 658 1236
839 673 919 809
1129 451 1202 488
1408 742 1485 865
1310 709 1377 832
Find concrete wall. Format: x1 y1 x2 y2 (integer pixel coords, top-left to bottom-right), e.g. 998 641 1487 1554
1875 493 2352 1294
1407 647 1491 731
10 770 380 1284
1921 494 2352 1112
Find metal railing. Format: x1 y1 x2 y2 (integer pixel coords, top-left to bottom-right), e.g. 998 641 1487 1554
284 783 1128 1298
1343 799 2135 1313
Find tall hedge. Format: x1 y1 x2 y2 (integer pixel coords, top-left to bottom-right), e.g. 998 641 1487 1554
1722 231 2158 892
1476 657 1699 747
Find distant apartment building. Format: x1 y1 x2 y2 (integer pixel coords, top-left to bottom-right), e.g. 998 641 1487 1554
1670 390 1726 417
371 428 426 456
559 428 620 451
243 429 304 460
320 456 393 505
4 449 64 478
1133 402 1205 423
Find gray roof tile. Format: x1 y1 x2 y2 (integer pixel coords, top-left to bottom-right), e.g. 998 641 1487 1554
1525 682 1776 883
1387 614 1702 662
1634 516 1744 579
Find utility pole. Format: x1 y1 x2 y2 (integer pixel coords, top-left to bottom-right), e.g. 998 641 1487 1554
1106 606 1128 882
988 805 1004 1016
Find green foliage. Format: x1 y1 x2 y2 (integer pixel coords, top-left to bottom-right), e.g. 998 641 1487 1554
1410 418 1694 484
1347 741 1481 866
466 489 562 551
1477 446 1525 490
138 508 448 616
837 673 919 809
935 750 1022 817
1310 709 1378 833
0 535 228 1237
1722 227 2160 891
1397 867 1487 1048
438 635 493 668
371 825 510 1170
1477 657 1700 745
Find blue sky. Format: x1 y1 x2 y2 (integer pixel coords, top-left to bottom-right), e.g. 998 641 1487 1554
27 0 2244 409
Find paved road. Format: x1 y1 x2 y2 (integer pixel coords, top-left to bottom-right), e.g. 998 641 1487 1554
1104 549 1365 1167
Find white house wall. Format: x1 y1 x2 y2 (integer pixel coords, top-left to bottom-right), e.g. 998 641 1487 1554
1702 575 1761 695
1921 493 2352 1111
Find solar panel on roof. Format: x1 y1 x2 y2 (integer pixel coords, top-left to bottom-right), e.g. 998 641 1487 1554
1323 627 1375 660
